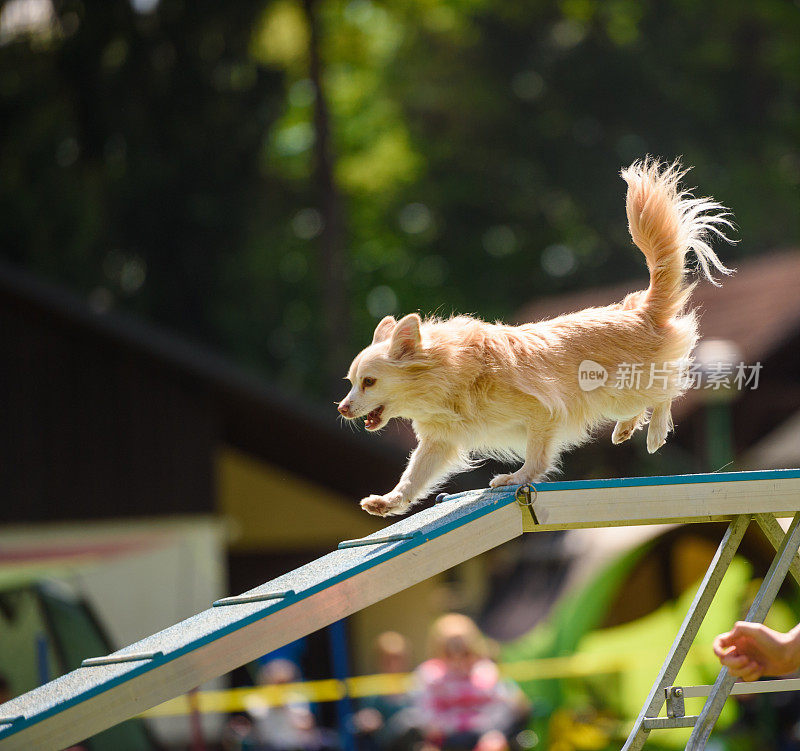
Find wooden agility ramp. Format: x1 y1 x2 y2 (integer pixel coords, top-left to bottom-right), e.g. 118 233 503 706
2 468 800 750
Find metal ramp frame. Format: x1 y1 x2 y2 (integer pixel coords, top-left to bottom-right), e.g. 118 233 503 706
2 468 800 750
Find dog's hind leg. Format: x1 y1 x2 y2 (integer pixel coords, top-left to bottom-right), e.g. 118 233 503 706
647 402 673 453
490 430 554 488
612 410 648 444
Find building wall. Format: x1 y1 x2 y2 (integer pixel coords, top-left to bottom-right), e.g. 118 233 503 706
216 446 381 550
0 292 217 520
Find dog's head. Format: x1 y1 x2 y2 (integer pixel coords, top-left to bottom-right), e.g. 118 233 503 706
337 313 423 431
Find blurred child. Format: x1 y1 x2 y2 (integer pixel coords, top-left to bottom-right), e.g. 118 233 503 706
245 658 339 751
353 632 414 751
412 614 528 751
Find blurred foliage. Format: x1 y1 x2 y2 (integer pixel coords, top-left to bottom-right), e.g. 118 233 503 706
1 0 800 399
503 550 800 749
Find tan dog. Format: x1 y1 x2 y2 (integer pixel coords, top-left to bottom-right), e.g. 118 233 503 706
338 159 733 516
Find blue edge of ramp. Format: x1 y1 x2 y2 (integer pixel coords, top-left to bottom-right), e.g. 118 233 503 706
2 468 800 745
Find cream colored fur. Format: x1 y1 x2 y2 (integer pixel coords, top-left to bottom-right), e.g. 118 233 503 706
338 159 733 516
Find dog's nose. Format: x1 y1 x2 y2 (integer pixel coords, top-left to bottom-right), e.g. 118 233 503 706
338 402 352 417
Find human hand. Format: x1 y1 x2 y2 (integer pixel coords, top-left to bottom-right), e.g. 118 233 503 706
474 730 509 751
353 708 384 734
713 621 800 681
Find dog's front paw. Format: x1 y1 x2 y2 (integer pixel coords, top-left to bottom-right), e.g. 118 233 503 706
490 470 536 488
360 493 408 517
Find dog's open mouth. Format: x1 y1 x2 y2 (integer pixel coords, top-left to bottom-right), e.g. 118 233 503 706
364 405 385 431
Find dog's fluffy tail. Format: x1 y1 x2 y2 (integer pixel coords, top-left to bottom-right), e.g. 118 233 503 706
621 158 734 325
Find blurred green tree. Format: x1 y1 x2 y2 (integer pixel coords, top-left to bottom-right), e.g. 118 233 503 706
1 0 799 399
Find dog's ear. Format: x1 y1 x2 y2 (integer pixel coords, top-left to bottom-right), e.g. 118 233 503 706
372 316 397 344
388 313 421 359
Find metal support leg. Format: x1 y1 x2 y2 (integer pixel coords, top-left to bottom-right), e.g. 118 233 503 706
687 511 800 748
622 515 751 751
755 514 800 588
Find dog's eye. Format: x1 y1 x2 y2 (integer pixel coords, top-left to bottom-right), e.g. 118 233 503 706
361 377 376 389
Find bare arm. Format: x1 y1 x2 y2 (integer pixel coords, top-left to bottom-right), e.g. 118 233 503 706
361 439 459 516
